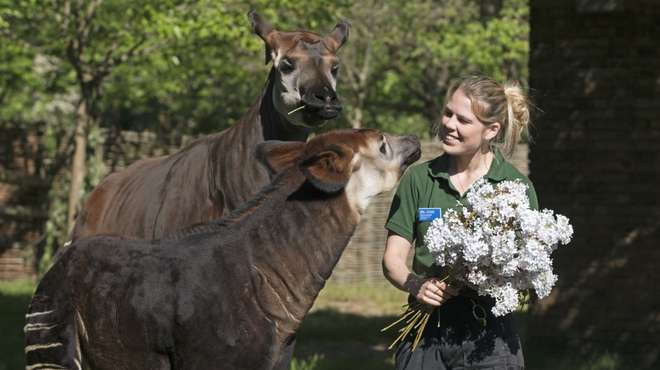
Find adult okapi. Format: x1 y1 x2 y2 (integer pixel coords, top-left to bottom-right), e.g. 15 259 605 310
71 10 349 241
26 129 421 370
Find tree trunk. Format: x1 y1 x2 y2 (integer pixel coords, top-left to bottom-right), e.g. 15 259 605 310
351 105 363 129
66 100 90 233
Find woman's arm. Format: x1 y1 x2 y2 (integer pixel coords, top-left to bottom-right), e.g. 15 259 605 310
382 232 457 307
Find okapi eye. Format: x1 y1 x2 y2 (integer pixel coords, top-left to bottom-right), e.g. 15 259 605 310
331 64 340 76
279 58 295 74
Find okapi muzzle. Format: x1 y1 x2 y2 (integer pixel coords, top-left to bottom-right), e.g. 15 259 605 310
301 84 341 120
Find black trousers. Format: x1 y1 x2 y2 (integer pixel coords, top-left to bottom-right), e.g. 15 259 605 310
395 296 524 370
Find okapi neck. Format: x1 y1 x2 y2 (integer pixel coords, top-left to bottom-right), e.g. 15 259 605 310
259 68 309 142
250 183 359 338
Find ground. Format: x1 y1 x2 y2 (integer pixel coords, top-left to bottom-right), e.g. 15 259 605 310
2 279 623 370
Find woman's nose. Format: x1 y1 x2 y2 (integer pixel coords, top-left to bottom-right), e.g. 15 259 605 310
442 114 456 129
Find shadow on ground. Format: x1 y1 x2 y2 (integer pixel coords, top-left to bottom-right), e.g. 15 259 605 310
295 309 399 370
0 291 636 370
0 288 31 370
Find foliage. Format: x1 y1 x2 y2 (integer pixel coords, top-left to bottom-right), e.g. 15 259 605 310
0 0 529 271
290 354 323 370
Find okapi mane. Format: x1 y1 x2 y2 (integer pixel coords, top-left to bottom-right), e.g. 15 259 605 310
160 166 305 243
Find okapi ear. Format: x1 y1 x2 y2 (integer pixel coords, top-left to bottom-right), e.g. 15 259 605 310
256 141 306 176
300 144 354 193
325 20 350 51
248 10 277 65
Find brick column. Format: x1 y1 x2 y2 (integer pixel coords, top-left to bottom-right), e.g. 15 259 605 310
528 1 660 368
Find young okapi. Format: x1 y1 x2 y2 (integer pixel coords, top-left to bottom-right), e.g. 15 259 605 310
26 129 421 370
71 10 350 241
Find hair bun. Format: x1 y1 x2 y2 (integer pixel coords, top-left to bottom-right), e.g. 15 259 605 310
502 81 531 154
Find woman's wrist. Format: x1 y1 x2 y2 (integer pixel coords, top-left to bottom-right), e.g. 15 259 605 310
403 273 424 296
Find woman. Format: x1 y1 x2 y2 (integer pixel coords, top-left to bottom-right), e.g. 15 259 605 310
383 75 538 369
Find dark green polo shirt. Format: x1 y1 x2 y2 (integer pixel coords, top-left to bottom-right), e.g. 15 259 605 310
385 150 539 278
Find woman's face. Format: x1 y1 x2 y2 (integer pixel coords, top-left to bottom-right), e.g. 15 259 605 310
439 88 499 157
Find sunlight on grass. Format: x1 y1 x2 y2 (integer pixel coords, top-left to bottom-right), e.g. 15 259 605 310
290 354 323 370
0 279 35 370
295 281 402 370
0 278 35 296
312 280 408 316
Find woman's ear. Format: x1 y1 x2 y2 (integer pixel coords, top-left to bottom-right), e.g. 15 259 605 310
484 122 501 142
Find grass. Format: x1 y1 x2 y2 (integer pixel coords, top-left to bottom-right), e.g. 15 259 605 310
0 279 633 370
294 281 405 369
311 280 408 316
0 279 35 370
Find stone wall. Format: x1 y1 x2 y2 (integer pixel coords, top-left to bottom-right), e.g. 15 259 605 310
528 1 660 367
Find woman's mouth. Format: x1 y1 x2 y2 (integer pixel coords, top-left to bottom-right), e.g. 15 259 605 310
442 134 461 144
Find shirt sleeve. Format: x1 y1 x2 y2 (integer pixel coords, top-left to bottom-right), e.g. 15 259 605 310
385 168 419 243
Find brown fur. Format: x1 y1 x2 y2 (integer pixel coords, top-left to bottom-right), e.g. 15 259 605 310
26 130 420 370
71 12 349 242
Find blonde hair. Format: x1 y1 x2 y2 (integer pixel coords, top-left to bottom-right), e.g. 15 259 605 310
438 75 532 156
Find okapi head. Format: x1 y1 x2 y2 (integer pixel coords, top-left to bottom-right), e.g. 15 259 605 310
249 10 349 128
257 129 421 214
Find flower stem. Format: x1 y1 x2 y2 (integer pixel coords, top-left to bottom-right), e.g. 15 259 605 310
287 105 305 115
411 312 430 351
380 308 416 332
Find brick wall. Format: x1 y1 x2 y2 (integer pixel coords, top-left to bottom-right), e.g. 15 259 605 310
528 1 660 367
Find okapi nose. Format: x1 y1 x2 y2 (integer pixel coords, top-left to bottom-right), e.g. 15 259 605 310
402 135 422 165
302 86 342 120
315 86 337 103
304 86 339 106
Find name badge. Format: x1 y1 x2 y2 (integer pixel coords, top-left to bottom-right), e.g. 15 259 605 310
418 208 442 222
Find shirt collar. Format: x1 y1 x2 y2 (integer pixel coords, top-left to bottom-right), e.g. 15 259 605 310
428 148 508 182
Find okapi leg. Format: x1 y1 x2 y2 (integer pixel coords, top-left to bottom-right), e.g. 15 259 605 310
274 337 296 370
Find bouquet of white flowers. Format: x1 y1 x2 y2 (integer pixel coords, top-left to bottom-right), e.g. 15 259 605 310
424 179 573 316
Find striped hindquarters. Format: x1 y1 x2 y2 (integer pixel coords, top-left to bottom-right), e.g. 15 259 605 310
24 262 82 370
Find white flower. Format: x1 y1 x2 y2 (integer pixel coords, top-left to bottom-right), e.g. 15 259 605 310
467 268 488 286
424 179 573 316
555 215 574 245
462 235 489 263
484 283 520 317
531 269 557 299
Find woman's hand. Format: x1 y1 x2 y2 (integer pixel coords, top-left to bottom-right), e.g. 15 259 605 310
407 276 459 307
383 233 459 307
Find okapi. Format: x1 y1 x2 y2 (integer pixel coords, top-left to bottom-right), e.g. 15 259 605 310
71 10 350 241
25 129 421 370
